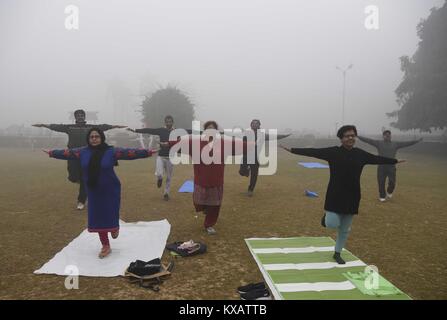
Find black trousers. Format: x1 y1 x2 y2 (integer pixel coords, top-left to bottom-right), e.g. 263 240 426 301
248 164 260 192
68 159 87 204
377 165 396 198
78 175 87 204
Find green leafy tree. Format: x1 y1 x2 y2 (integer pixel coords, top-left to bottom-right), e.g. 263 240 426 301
389 1 447 132
141 85 195 129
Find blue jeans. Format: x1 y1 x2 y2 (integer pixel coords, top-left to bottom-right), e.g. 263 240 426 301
325 211 354 253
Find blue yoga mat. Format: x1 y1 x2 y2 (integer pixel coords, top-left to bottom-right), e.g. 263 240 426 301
298 162 329 169
178 180 194 193
305 190 319 197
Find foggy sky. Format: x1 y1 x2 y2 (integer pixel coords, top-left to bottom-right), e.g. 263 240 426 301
0 0 444 135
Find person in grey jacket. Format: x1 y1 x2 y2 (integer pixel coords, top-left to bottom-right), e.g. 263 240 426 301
358 130 422 202
33 109 126 210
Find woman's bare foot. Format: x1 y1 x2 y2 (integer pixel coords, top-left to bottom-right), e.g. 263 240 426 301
98 246 111 258
111 230 119 239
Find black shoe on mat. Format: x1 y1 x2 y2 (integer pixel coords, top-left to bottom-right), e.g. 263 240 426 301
333 252 346 265
237 282 265 294
240 288 271 300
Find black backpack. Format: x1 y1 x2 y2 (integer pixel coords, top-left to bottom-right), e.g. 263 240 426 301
127 258 161 277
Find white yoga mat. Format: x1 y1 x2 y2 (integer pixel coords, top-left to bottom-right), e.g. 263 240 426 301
34 219 171 277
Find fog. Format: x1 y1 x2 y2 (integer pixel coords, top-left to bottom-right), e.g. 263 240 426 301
0 0 443 135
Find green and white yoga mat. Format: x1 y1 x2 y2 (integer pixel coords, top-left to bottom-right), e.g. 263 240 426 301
245 237 411 300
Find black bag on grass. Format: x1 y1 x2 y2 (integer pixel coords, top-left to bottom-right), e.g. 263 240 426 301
127 258 162 276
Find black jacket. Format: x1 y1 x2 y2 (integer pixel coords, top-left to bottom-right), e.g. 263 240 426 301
291 146 397 215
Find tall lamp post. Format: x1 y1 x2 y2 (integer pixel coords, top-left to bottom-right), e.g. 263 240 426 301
336 64 353 124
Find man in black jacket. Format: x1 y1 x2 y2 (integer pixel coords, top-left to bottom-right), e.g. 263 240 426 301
281 125 404 264
128 115 177 201
239 119 291 197
358 131 422 202
33 109 126 210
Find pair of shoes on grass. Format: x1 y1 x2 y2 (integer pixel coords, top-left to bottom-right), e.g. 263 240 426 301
238 282 272 300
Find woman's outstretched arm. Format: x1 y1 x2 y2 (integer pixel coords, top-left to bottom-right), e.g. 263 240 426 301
43 148 82 160
113 148 156 160
279 145 334 161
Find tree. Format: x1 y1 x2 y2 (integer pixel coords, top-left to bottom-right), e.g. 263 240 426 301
388 1 447 132
141 85 195 129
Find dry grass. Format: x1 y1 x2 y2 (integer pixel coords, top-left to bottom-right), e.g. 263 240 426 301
0 148 446 299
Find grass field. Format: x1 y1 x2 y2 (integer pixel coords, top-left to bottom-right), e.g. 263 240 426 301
0 147 446 299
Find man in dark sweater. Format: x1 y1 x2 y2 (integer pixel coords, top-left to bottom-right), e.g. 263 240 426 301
128 115 177 201
239 119 291 197
281 125 404 264
33 109 126 210
358 131 422 202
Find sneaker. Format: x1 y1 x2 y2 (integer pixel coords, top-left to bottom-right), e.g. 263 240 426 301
379 198 386 202
163 193 170 201
238 282 266 294
333 252 346 265
206 227 217 235
247 190 254 197
386 193 393 199
240 288 272 300
157 178 162 188
76 202 85 210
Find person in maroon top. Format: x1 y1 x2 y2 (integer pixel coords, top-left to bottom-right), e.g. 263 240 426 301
170 120 252 235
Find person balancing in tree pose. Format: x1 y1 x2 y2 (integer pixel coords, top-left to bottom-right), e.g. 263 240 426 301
33 109 126 210
43 128 156 258
280 125 405 264
358 130 422 202
127 115 180 201
238 119 291 197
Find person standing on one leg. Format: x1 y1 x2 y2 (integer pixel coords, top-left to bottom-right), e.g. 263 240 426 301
281 125 405 264
358 131 422 202
128 115 177 201
43 128 156 258
239 119 291 197
33 109 126 210
169 121 253 235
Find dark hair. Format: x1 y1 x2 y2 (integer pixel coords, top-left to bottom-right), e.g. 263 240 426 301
383 130 391 135
86 127 106 145
337 125 357 139
204 120 218 130
74 109 85 116
165 115 174 122
251 119 261 125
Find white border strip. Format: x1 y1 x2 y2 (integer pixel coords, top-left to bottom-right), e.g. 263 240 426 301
276 281 356 292
264 260 366 271
253 246 334 254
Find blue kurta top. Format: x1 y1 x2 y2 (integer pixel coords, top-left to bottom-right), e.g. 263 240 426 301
49 147 153 232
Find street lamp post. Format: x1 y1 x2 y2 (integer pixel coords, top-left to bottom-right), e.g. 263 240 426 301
336 64 353 124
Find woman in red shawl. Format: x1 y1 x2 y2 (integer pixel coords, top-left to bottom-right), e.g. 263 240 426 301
169 121 252 235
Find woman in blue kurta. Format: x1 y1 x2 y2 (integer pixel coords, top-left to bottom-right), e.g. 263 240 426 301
45 128 156 258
